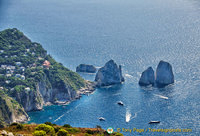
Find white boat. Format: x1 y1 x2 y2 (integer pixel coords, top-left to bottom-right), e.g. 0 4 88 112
117 101 124 106
99 117 106 121
149 121 160 124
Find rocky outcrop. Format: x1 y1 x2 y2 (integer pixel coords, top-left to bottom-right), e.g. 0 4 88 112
0 28 97 125
139 67 155 86
76 64 96 73
0 92 29 126
139 60 174 87
11 89 44 112
37 81 79 105
11 80 95 111
95 60 124 87
155 60 174 87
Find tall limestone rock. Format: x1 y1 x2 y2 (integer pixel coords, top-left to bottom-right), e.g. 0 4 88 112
139 61 174 87
95 60 124 87
139 67 155 86
155 60 174 87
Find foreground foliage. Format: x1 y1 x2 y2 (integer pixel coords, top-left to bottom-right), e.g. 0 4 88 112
0 123 123 136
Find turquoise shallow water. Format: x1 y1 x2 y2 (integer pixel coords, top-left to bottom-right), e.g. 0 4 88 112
0 0 200 135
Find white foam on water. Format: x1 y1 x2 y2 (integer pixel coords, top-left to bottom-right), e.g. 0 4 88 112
126 109 142 123
124 74 133 78
125 109 132 122
154 94 169 99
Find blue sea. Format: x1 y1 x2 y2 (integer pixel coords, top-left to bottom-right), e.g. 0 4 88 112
0 0 200 135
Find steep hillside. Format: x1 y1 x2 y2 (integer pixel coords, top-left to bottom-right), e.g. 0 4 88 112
0 90 28 127
0 28 95 126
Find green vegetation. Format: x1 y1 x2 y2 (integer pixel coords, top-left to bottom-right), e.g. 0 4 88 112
86 129 95 134
0 28 87 126
33 130 47 136
62 124 71 128
65 128 80 134
44 122 56 127
112 133 124 136
0 28 85 93
0 123 124 136
56 129 68 136
35 124 55 136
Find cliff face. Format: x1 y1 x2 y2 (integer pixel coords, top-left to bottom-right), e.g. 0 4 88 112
11 89 44 112
37 80 78 105
0 91 28 126
10 77 90 112
0 28 95 125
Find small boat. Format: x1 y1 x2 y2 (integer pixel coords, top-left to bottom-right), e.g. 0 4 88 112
117 101 124 106
99 117 106 121
149 121 160 124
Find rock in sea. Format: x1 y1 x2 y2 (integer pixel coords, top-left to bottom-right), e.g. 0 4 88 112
139 67 155 86
95 59 124 87
76 64 96 73
155 60 174 87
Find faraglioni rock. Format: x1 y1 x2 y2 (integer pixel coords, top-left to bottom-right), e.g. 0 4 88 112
139 67 155 86
155 60 174 87
76 64 96 73
95 60 124 87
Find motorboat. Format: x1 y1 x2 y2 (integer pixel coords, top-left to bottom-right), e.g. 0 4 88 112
99 117 106 121
149 121 160 124
117 101 124 106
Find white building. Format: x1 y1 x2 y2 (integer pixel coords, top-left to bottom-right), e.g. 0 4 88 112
21 75 25 80
16 62 22 66
25 87 31 91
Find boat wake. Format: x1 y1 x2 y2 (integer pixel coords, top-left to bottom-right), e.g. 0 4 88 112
154 94 169 99
53 104 81 122
126 109 142 123
124 74 133 78
125 109 132 122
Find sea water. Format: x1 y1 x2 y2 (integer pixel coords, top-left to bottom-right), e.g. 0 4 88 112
0 0 200 135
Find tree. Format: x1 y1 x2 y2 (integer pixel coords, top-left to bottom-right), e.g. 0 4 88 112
35 124 55 136
57 129 68 136
33 130 47 136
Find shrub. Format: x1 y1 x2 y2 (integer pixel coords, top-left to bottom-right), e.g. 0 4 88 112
53 127 61 133
66 128 80 133
16 123 24 130
33 130 47 136
57 129 68 136
86 129 94 134
35 124 55 136
44 122 54 126
84 133 91 136
10 122 19 126
62 124 71 128
96 134 104 136
113 133 123 136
